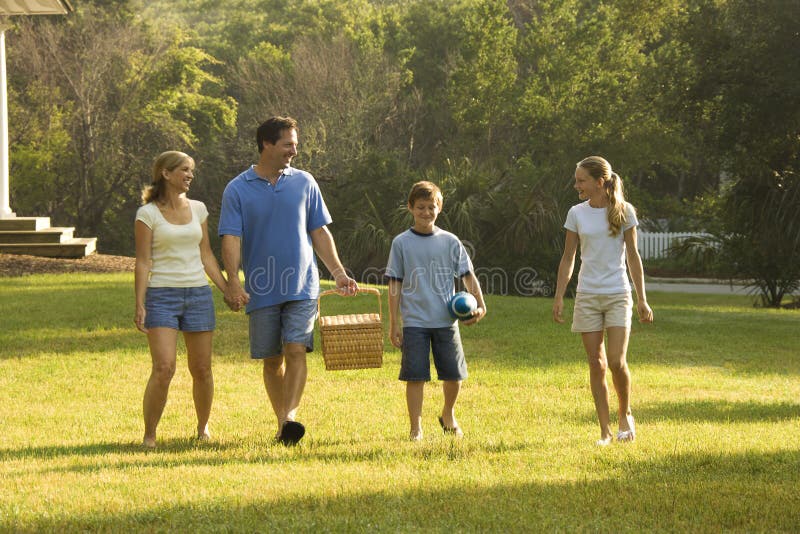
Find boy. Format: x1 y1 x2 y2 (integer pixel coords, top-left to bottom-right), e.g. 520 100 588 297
386 181 487 440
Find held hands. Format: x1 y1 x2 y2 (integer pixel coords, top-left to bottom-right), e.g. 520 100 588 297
224 284 250 312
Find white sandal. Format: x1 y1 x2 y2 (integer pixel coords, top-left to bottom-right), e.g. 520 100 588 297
616 415 636 442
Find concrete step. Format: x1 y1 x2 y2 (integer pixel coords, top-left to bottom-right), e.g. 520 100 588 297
0 227 75 244
0 217 51 231
0 238 97 258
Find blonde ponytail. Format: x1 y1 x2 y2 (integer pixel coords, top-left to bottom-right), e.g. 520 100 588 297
577 157 632 237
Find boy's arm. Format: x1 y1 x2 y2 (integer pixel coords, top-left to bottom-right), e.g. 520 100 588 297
460 272 486 326
388 279 403 348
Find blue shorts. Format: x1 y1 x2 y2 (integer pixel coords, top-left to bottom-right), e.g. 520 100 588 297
248 299 317 359
400 326 468 382
144 286 215 332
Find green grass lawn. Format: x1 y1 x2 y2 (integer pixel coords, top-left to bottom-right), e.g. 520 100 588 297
1 273 799 532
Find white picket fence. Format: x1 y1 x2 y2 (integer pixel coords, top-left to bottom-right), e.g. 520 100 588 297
637 232 709 260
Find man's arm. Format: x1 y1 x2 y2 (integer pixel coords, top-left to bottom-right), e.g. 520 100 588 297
310 226 358 295
221 234 249 311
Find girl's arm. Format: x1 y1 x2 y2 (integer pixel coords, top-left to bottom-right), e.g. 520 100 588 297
460 272 486 325
134 220 152 333
553 231 578 323
199 220 228 293
624 226 654 323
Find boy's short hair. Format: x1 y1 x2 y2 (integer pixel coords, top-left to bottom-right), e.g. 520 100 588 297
407 181 443 208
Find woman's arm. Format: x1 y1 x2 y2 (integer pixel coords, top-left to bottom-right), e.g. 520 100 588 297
134 220 153 333
199 220 228 292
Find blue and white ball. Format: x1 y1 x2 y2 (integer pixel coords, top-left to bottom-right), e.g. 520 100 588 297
448 291 477 320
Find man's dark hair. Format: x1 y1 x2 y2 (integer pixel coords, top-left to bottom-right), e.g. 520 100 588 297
256 116 298 153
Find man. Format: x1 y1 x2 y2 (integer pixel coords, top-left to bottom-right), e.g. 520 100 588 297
219 116 358 445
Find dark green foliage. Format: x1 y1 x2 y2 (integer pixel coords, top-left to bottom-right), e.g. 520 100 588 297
5 0 799 298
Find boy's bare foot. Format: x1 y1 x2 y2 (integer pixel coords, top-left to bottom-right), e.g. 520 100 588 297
438 416 464 438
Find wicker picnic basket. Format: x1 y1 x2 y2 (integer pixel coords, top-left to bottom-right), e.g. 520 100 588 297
318 287 383 371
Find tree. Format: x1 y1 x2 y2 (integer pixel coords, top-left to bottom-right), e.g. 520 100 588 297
8 5 236 254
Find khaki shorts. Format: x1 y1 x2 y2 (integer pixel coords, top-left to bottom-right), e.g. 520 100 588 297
571 292 632 332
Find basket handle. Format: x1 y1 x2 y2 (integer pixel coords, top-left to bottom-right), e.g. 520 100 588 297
318 287 382 321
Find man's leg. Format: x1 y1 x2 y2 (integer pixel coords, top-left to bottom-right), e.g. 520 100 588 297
281 342 308 423
262 355 286 438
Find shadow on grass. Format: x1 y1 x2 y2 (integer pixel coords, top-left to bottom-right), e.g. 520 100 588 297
637 400 800 423
0 437 239 461
5 449 799 532
2 436 529 476
565 399 800 426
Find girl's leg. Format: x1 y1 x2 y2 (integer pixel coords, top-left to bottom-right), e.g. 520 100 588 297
184 330 214 440
440 380 462 431
143 327 179 447
581 331 612 441
406 381 425 440
605 326 634 437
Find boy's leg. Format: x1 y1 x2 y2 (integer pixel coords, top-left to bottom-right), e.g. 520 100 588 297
400 327 432 440
406 381 425 439
441 380 462 431
431 326 467 434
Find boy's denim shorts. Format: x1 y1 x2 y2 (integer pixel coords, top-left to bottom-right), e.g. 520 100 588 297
248 299 317 359
144 286 216 332
400 325 468 382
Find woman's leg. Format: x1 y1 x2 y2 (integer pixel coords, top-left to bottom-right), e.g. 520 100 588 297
581 330 612 441
184 330 214 439
143 327 179 447
605 326 634 438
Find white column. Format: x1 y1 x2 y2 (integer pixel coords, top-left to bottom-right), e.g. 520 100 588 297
0 26 14 219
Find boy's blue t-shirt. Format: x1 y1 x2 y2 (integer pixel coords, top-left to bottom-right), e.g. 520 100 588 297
218 166 332 312
385 227 474 328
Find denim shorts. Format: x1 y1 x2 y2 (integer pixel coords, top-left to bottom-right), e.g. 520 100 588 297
571 292 632 332
248 299 317 359
400 326 468 382
144 286 215 332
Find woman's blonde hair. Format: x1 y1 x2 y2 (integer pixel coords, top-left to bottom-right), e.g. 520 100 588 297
577 156 631 237
142 151 193 204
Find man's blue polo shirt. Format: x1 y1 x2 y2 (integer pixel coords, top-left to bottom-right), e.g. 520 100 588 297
218 166 332 312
